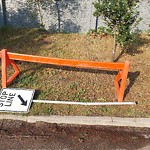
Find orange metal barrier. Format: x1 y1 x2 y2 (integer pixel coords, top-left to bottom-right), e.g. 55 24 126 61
0 49 130 102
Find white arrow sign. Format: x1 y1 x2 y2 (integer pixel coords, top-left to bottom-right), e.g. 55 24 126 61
0 88 35 112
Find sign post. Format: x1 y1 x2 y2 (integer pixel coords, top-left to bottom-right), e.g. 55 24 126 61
0 88 136 113
0 88 35 113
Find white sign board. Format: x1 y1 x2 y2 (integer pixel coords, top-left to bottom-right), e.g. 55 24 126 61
0 88 35 113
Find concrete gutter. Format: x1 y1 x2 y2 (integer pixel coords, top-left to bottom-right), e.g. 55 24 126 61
0 114 150 128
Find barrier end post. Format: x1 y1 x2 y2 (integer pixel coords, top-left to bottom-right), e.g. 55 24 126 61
1 49 20 88
115 61 130 102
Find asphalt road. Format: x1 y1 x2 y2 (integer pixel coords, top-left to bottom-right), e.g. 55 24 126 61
0 120 150 150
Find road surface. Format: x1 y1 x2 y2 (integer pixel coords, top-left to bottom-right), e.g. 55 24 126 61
0 120 150 150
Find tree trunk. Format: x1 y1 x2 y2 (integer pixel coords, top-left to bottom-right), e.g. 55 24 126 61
112 26 117 62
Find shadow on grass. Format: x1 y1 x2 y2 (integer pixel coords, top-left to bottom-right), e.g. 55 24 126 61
10 62 139 86
38 64 117 75
9 63 44 87
9 62 140 102
114 33 149 62
126 33 149 56
114 49 125 62
0 27 51 54
9 62 118 91
124 71 140 99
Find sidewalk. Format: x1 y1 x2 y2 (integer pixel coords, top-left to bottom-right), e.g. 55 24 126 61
0 114 150 128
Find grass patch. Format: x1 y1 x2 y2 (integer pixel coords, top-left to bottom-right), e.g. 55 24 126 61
0 27 150 117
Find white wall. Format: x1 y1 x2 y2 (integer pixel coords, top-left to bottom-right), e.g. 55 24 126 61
0 1 4 25
0 0 150 32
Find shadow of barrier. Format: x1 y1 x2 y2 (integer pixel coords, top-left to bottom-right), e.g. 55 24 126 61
0 49 134 104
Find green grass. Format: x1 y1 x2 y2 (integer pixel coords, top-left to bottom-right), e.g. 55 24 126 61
0 27 150 117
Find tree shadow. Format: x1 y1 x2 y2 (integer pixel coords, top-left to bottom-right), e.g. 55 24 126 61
124 71 140 99
49 0 81 33
0 5 3 25
0 4 47 53
1 0 83 33
61 20 81 33
7 8 38 28
126 33 149 56
114 33 149 62
0 26 51 55
61 0 81 15
114 49 125 62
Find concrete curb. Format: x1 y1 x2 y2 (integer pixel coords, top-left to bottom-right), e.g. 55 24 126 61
0 114 150 128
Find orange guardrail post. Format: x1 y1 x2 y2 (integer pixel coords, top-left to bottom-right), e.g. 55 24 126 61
114 61 129 102
1 49 20 88
0 49 130 102
1 49 7 88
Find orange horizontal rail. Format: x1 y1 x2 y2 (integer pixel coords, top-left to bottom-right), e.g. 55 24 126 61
0 49 130 102
7 52 125 70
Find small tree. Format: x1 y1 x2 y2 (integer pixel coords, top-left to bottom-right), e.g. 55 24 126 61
93 0 140 61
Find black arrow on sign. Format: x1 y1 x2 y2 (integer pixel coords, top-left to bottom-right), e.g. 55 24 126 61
18 95 27 106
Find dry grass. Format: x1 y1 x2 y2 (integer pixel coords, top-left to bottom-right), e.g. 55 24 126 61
0 27 150 117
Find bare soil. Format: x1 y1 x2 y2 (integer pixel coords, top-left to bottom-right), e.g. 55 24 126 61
0 120 150 150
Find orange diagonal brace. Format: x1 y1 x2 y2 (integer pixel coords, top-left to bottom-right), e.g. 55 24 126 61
6 60 20 86
114 61 130 102
114 71 122 98
118 61 130 102
1 49 20 87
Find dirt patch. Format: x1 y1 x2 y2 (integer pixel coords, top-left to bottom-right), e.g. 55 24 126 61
0 120 150 150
